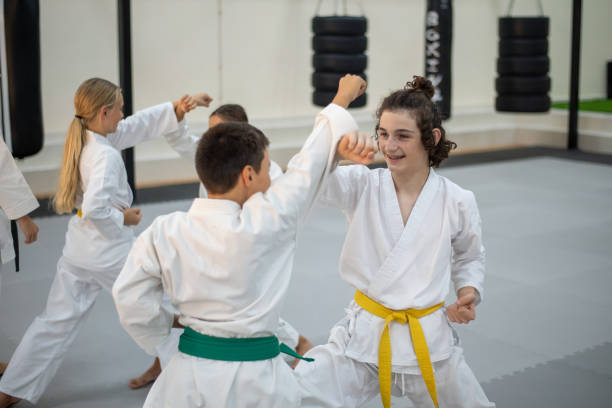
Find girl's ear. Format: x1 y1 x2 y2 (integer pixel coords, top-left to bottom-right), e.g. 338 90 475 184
97 106 106 120
432 128 442 146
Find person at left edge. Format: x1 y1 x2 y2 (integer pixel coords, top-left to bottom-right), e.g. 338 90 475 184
0 136 40 377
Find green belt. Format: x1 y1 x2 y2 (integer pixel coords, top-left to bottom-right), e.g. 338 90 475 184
178 327 314 363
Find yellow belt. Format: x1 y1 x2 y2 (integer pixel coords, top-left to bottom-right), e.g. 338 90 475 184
354 290 443 408
77 209 82 218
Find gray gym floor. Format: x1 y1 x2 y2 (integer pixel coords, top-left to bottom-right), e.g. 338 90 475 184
1 152 612 407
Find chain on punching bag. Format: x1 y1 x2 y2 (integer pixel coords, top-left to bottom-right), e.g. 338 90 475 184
425 0 452 120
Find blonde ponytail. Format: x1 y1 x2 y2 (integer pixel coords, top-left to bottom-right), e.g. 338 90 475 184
53 118 87 213
53 78 121 214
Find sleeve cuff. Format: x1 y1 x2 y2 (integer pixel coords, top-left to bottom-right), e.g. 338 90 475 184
4 197 39 220
456 283 483 305
317 103 359 146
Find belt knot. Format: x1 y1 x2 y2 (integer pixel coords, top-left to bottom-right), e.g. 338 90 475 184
354 290 443 408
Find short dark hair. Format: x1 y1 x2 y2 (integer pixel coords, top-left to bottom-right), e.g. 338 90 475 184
376 76 456 167
210 104 248 123
196 122 269 194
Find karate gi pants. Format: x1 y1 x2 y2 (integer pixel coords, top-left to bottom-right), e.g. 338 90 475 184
0 257 119 402
144 351 302 408
295 321 495 408
0 260 15 298
0 257 177 403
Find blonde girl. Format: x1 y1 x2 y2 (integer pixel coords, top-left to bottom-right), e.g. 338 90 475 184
0 78 194 407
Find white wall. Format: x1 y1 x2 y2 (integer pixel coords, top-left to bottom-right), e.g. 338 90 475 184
17 0 612 194
38 0 612 131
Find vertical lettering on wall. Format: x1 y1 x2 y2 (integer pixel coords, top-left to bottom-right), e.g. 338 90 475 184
424 0 452 119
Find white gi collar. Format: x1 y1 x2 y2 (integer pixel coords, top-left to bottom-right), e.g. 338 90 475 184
86 130 113 147
189 198 241 215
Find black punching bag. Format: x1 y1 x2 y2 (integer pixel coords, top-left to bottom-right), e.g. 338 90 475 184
425 0 452 120
312 15 368 108
495 0 551 113
3 0 44 158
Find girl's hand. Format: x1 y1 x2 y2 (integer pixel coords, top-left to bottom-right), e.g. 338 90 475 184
122 207 142 226
173 94 196 122
446 287 477 324
17 215 39 244
173 93 213 121
191 93 213 107
337 131 378 165
332 74 367 108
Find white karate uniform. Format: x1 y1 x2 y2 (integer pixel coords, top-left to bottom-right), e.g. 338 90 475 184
0 137 39 292
295 165 495 407
165 120 284 198
162 119 299 365
0 103 180 404
112 104 357 408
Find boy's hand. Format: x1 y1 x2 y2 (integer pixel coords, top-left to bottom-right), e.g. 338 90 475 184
122 207 142 226
332 74 367 108
173 94 195 122
17 215 39 244
446 287 477 324
338 131 378 165
191 93 213 107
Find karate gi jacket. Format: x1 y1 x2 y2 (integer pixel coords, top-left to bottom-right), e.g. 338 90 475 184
113 104 357 355
162 119 299 347
319 165 486 371
0 137 39 264
62 103 179 271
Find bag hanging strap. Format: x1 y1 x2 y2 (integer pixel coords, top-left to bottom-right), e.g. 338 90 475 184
506 0 544 16
315 0 365 17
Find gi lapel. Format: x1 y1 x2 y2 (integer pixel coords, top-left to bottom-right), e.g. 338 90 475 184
367 169 441 300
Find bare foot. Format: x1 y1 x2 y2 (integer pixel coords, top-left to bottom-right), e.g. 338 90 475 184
0 363 7 376
0 392 21 408
129 357 161 390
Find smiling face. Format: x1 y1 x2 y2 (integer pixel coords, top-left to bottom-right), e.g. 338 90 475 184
377 109 430 176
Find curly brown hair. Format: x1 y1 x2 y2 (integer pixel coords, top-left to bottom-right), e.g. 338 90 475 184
376 76 456 167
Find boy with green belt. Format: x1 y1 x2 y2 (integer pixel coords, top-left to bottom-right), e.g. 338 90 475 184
112 75 377 407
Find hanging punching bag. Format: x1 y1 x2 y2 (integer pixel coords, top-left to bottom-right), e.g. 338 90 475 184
495 0 551 113
2 0 44 158
424 0 452 120
312 15 368 108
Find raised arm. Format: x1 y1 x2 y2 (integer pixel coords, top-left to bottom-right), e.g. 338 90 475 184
252 75 371 227
107 102 180 151
165 93 214 162
317 163 371 213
